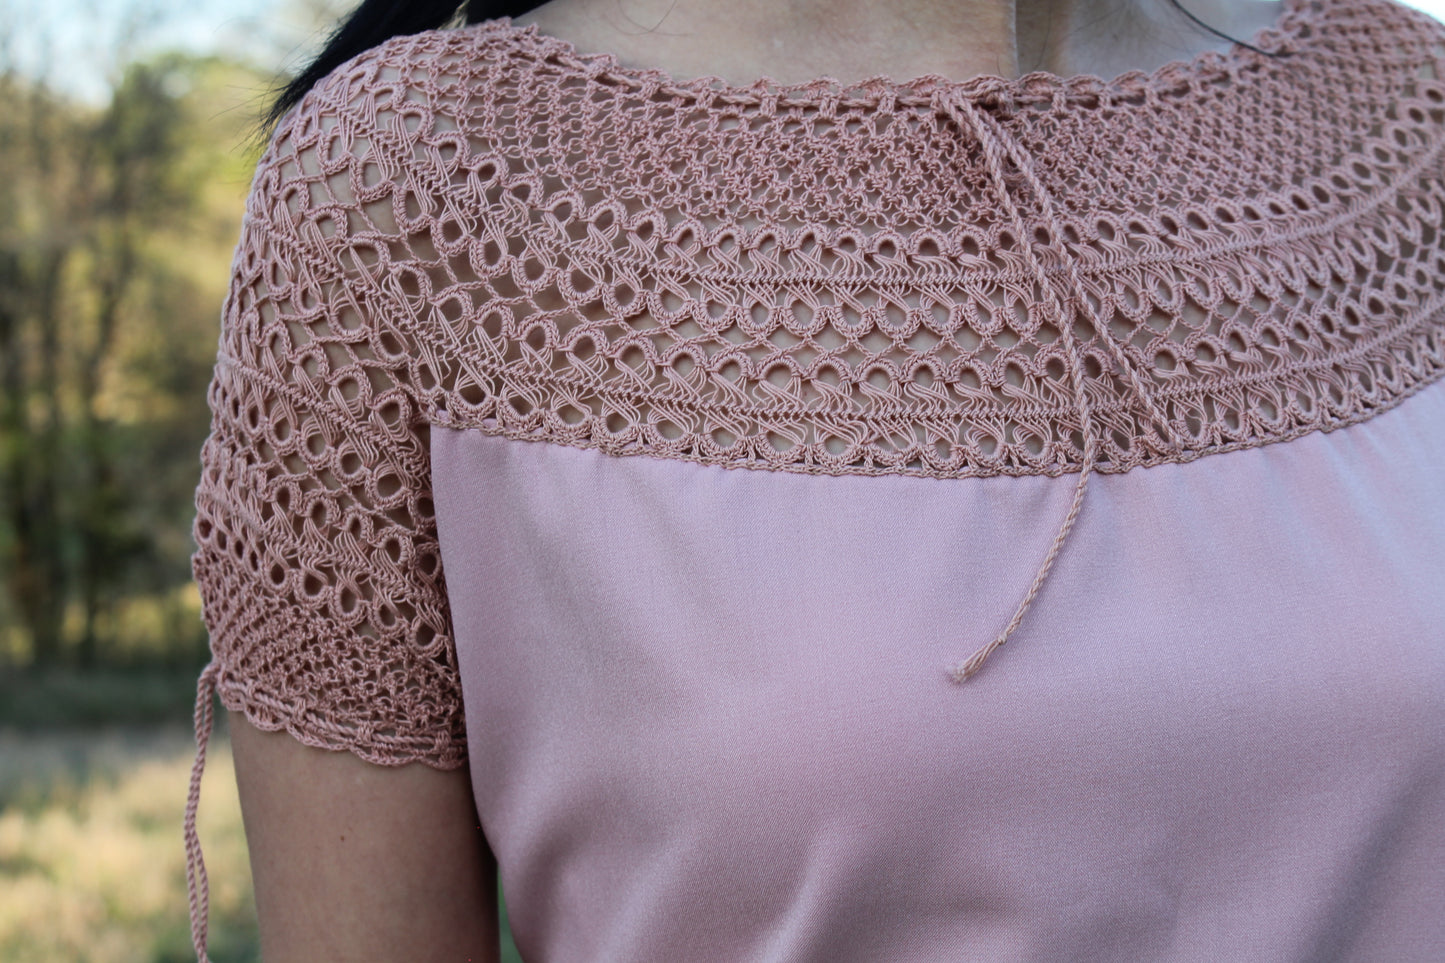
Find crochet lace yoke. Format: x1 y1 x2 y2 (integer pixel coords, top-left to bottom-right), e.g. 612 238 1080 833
184 0 1445 951
190 0 1445 749
192 0 1445 754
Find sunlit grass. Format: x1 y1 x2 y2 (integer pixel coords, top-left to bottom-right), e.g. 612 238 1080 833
0 725 257 962
0 723 524 962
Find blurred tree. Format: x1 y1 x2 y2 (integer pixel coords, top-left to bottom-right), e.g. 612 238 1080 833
0 42 275 669
0 73 75 668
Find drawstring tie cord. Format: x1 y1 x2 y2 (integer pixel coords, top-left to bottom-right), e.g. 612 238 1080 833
931 89 1184 682
185 660 221 963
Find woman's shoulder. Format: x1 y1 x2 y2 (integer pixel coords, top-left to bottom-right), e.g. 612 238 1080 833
265 20 524 150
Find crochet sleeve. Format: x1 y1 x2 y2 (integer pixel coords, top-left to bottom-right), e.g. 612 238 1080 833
188 62 466 770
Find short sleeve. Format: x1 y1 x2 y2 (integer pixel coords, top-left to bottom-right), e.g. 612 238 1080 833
188 64 466 770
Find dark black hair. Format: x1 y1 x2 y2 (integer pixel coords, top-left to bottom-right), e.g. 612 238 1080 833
262 1 545 134
263 0 1287 136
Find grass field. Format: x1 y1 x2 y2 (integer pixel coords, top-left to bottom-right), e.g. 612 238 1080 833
0 718 523 962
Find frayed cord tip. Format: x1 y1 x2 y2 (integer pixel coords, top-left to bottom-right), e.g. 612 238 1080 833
948 636 1007 684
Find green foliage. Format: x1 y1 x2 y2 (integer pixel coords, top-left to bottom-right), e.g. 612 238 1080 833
0 48 273 671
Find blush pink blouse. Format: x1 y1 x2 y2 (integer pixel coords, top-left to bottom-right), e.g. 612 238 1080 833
183 0 1445 958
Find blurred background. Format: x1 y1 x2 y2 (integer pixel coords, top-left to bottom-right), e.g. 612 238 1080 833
0 0 521 958
1 0 1442 959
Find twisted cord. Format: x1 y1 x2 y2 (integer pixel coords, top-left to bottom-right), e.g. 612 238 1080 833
932 90 1183 682
184 660 220 963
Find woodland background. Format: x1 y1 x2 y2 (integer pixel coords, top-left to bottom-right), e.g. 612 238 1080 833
0 0 520 958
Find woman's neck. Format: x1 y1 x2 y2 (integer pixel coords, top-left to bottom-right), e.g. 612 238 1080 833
510 0 1285 85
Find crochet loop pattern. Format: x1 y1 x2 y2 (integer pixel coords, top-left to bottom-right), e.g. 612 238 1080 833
184 0 1445 955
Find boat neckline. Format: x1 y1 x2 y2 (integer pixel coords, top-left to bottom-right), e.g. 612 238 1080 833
468 0 1315 106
